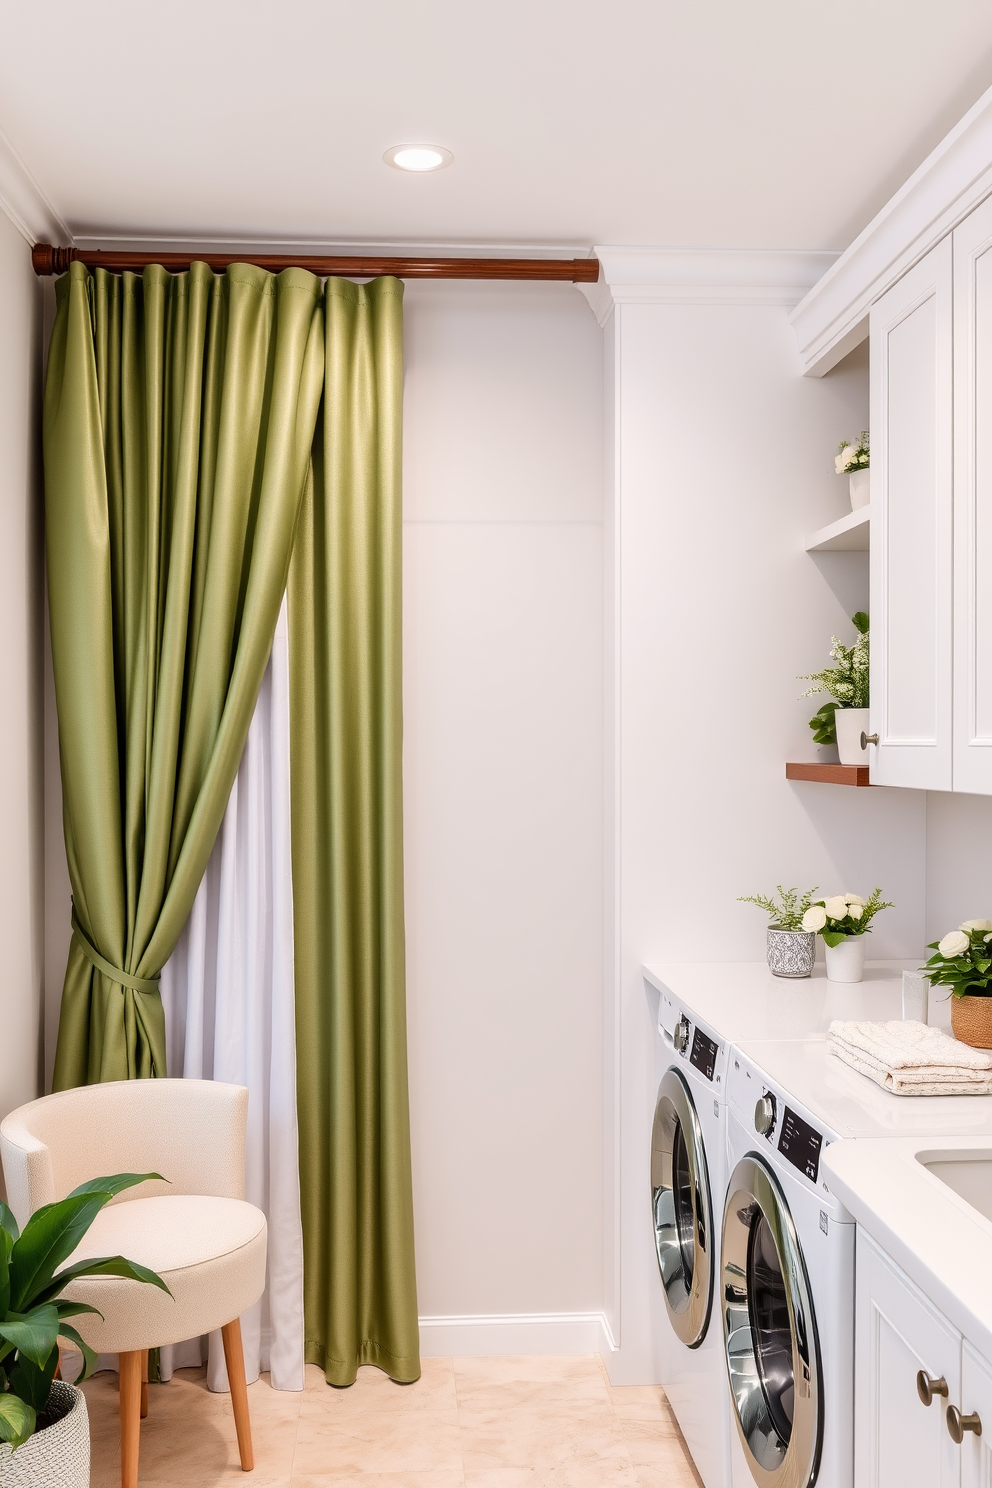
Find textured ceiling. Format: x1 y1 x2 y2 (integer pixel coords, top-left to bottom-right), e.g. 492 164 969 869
2 0 992 252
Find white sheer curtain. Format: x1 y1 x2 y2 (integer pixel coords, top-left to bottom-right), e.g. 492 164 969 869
158 600 306 1392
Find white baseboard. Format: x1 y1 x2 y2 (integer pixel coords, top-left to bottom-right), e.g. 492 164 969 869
419 1311 617 1358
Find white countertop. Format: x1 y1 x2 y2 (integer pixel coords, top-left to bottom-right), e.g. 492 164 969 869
823 1135 992 1364
733 1036 992 1140
643 959 925 1043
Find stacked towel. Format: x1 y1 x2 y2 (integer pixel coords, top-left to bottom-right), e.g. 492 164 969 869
827 1019 992 1096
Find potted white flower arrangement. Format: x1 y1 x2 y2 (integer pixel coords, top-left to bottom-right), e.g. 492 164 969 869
836 432 869 510
921 919 992 1048
739 885 819 979
799 612 870 765
801 888 893 983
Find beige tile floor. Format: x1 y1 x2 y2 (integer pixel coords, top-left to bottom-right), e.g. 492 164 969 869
81 1354 703 1488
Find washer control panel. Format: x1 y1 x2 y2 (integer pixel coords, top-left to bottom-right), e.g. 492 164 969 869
658 994 725 1087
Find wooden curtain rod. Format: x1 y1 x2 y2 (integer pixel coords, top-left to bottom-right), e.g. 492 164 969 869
32 243 600 283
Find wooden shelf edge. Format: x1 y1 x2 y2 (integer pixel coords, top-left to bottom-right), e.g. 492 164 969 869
786 761 873 787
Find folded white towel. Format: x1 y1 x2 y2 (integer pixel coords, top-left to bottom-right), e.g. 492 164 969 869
827 1019 992 1097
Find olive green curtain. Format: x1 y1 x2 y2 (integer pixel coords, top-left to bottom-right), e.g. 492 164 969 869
289 276 419 1385
44 260 325 1087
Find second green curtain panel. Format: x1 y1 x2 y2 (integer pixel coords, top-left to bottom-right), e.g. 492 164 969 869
289 277 420 1385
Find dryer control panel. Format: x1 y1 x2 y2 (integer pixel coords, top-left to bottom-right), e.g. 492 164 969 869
728 1048 833 1197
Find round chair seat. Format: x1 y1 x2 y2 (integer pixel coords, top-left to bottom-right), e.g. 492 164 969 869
62 1195 267 1353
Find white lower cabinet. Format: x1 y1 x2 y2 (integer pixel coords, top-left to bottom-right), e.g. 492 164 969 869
856 1229 992 1487
961 1344 992 1488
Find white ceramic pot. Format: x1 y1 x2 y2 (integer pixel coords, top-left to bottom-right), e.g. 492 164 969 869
0 1381 89 1486
835 707 870 765
849 467 870 509
825 935 866 983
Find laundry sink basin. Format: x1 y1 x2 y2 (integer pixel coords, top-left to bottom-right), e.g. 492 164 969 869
919 1152 992 1225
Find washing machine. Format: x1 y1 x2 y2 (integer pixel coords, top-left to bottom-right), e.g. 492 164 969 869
721 1038 992 1488
651 991 734 1488
644 961 915 1488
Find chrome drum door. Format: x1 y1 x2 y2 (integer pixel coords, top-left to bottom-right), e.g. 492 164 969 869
650 1068 714 1348
722 1155 823 1488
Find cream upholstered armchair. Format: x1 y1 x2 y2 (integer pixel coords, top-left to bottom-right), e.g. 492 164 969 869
0 1079 267 1488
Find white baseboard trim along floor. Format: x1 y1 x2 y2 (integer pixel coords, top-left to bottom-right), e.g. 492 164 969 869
418 1310 618 1358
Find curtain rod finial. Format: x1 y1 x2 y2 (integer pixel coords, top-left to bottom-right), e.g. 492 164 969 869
32 243 76 276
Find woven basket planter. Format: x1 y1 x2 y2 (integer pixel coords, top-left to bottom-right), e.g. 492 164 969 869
951 994 992 1050
0 1381 89 1487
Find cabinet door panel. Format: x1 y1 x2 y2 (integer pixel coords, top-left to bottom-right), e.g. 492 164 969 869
856 1229 961 1488
869 237 953 788
961 1343 992 1488
954 196 992 792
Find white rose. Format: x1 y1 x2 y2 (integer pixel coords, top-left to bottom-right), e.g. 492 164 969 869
842 444 864 472
823 895 850 920
960 919 992 933
802 905 827 932
835 448 851 474
938 930 970 958
844 894 865 906
848 903 863 919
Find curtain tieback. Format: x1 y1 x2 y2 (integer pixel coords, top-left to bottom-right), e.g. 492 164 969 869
70 910 161 994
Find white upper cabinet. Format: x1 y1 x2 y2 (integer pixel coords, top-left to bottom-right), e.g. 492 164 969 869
870 237 954 790
954 194 992 794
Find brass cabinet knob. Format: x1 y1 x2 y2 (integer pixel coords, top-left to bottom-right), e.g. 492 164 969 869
947 1405 982 1443
861 732 880 749
917 1370 949 1406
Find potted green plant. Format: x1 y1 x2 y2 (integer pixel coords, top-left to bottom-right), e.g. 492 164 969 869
802 889 893 983
739 886 820 978
835 431 870 510
0 1171 168 1485
799 612 870 766
921 919 992 1048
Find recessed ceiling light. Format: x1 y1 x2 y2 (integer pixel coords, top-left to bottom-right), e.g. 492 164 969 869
384 144 453 173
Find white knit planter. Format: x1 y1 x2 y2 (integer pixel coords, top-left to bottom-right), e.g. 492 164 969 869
835 708 870 766
825 936 866 984
0 1382 89 1487
849 468 870 509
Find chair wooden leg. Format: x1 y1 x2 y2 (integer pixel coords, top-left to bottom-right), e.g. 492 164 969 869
221 1319 254 1471
140 1349 149 1418
119 1350 143 1488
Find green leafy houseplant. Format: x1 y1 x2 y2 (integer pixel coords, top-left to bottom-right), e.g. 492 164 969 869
801 889 893 946
921 920 992 998
738 886 819 932
799 611 869 746
0 1173 169 1450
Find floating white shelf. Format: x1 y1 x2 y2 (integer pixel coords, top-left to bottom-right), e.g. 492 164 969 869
805 504 870 553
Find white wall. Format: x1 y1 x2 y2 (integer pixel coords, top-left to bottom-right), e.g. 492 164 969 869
607 291 929 1380
0 210 44 1121
926 792 992 941
401 282 606 1336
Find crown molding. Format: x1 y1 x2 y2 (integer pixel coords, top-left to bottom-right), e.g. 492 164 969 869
791 81 992 376
579 246 839 327
0 127 69 247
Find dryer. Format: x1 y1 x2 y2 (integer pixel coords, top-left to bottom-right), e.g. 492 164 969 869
722 1039 992 1488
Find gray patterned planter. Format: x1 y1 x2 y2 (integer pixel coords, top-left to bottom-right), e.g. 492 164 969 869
766 927 816 979
0 1381 89 1487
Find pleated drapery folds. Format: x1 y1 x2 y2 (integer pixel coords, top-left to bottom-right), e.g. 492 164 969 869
44 261 325 1087
44 262 420 1389
289 277 420 1385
